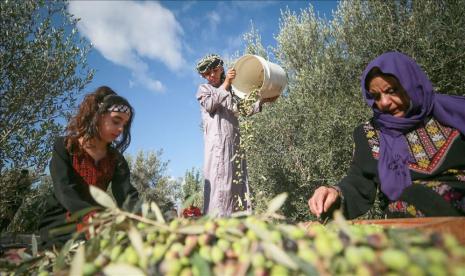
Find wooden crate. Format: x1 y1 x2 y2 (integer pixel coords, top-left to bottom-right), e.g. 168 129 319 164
352 217 465 245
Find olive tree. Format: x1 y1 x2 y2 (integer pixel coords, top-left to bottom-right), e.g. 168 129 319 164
242 0 465 221
126 150 181 212
5 175 53 232
0 170 32 231
0 0 93 174
181 168 203 209
1 0 93 231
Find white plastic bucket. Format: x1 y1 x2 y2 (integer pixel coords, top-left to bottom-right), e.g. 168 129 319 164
232 55 287 99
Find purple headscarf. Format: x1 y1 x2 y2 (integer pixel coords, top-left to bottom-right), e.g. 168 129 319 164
361 52 465 200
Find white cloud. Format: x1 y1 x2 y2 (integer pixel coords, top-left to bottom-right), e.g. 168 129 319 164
207 11 221 27
68 1 185 93
136 72 164 92
179 1 196 14
226 35 244 51
198 10 223 43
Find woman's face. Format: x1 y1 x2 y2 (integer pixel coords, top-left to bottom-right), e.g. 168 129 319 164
201 66 223 87
368 75 410 117
98 111 130 144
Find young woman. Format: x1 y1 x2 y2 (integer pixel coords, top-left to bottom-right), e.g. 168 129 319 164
39 86 139 246
308 52 465 219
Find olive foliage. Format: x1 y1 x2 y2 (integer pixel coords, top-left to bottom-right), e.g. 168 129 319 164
181 168 203 209
0 0 93 174
0 170 33 231
241 0 465 221
126 150 181 213
0 0 93 231
4 175 53 232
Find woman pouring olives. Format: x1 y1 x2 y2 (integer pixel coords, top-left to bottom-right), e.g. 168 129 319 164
195 54 277 217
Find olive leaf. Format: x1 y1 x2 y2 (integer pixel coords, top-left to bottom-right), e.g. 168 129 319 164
53 239 75 271
115 214 127 224
103 264 145 276
262 241 298 270
89 185 117 209
266 192 288 215
69 245 84 276
150 201 166 224
288 252 319 276
128 225 145 262
177 224 205 235
141 202 150 217
231 210 250 217
244 221 272 242
225 226 244 237
31 234 38 257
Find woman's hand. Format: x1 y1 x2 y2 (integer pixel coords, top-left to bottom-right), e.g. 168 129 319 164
308 186 340 218
222 68 236 90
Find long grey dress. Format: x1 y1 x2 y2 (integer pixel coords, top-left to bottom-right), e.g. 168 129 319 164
196 83 260 217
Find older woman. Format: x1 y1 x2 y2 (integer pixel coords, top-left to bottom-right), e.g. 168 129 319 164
309 52 465 219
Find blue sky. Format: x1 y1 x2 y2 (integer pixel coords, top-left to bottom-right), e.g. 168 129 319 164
67 1 339 178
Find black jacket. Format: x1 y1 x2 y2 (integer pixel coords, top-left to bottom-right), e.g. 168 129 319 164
39 137 139 244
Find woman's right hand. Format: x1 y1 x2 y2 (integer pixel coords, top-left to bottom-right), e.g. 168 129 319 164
308 186 340 218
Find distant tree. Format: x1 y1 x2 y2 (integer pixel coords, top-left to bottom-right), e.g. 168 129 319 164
160 177 182 213
241 0 465 221
6 175 53 232
126 150 181 212
0 0 93 174
0 169 32 231
181 168 203 209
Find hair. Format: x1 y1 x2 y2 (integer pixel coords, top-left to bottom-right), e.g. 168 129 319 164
364 67 399 91
65 86 134 153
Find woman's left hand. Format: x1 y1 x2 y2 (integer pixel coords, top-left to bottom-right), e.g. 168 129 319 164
222 68 236 90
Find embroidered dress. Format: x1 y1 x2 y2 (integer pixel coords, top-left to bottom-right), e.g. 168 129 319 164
70 150 116 205
337 117 465 219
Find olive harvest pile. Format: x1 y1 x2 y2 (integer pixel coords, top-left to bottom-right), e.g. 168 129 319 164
2 188 465 276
